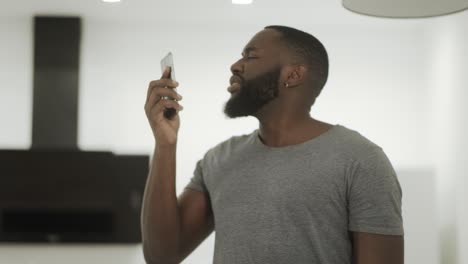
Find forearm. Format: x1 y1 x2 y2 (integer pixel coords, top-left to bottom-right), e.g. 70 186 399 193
141 144 181 263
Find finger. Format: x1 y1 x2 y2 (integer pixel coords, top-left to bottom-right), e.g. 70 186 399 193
160 98 184 112
150 101 181 121
145 86 182 113
149 79 178 89
145 88 162 113
146 79 179 104
150 98 184 117
146 89 182 114
161 66 172 79
147 87 182 106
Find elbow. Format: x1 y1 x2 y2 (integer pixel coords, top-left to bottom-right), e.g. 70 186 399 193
143 253 178 264
142 245 180 264
143 256 173 264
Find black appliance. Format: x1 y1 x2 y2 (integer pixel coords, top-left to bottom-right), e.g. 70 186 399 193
0 16 149 243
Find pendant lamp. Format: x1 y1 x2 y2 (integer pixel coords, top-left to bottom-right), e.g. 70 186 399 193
343 0 468 18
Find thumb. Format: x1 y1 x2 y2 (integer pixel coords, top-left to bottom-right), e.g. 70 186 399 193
161 66 172 79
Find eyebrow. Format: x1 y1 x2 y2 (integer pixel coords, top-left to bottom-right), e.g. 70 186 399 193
242 46 260 56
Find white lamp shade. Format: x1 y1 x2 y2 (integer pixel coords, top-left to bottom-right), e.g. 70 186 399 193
343 0 468 18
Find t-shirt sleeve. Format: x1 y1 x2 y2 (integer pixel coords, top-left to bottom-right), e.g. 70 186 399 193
184 159 208 193
347 147 404 235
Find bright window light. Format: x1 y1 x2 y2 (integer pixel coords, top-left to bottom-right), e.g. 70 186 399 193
232 0 253 4
102 0 121 2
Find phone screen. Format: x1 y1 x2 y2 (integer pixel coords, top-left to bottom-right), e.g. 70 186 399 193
160 52 177 119
160 52 176 81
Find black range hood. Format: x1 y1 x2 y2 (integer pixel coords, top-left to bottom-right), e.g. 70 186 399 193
0 16 149 243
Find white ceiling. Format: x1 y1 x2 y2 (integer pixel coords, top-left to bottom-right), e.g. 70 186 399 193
0 0 372 26
3 0 468 25
2 0 464 32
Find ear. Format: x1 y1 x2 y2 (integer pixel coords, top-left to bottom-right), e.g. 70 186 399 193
281 65 307 88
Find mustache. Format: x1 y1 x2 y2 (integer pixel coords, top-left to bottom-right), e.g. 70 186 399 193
230 74 245 85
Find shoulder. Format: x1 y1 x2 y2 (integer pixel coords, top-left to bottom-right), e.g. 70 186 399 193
203 130 256 162
333 125 399 186
330 124 385 162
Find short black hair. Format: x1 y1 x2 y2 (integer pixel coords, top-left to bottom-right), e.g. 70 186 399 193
265 25 329 100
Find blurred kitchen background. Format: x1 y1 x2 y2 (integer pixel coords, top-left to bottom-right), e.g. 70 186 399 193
0 0 467 263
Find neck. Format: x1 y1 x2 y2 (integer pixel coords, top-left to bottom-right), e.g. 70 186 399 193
255 111 332 147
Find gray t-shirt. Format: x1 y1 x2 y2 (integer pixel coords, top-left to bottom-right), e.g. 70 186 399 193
185 124 403 264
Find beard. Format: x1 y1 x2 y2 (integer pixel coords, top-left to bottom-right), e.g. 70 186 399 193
223 66 281 118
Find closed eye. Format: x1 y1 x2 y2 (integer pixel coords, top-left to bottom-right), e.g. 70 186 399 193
243 55 258 60
241 46 262 60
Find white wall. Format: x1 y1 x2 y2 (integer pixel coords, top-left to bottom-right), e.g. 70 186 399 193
0 17 32 150
456 14 468 264
425 11 468 264
433 11 468 264
452 13 468 264
1 11 466 263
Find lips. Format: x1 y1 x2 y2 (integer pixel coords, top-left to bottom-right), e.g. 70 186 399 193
228 75 242 94
228 83 241 94
230 75 243 85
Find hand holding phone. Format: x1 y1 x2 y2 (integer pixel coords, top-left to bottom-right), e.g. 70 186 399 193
144 52 182 145
160 52 177 119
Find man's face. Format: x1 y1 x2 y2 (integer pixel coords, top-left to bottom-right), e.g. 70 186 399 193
224 66 281 118
223 29 284 118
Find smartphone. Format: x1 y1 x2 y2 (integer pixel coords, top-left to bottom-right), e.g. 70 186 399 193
160 52 177 119
160 52 176 81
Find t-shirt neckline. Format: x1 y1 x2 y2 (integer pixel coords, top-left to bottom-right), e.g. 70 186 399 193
252 124 341 151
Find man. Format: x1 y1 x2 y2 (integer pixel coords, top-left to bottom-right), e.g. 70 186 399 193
141 25 404 264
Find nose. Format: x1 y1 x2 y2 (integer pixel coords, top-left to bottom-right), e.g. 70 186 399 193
230 58 243 75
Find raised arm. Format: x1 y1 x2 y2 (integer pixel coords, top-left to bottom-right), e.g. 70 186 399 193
140 69 214 264
141 147 214 264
